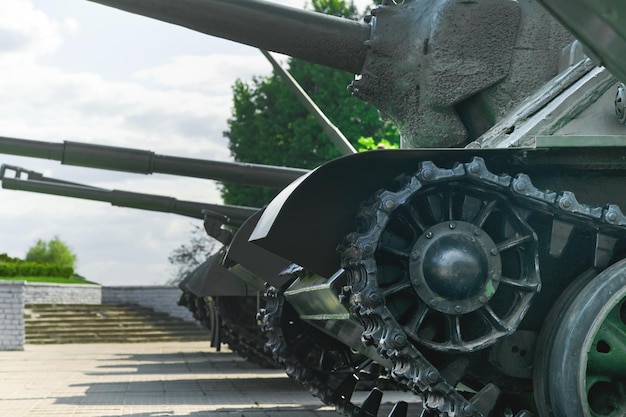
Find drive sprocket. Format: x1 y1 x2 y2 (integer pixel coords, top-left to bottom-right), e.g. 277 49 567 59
339 157 626 416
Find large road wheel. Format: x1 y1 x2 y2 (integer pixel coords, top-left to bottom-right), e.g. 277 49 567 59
534 258 626 417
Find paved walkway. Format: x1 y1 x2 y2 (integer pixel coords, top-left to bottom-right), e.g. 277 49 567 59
0 342 421 417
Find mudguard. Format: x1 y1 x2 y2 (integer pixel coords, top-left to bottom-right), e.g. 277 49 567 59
250 148 528 277
178 247 249 297
225 210 294 289
250 146 626 277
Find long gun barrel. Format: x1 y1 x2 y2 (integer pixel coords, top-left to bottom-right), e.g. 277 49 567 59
0 136 308 189
86 0 370 74
0 165 256 227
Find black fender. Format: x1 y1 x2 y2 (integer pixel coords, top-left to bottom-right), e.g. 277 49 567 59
225 210 294 289
178 247 249 297
249 148 530 277
250 145 626 276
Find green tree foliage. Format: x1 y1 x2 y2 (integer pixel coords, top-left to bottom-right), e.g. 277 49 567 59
25 236 77 269
221 0 399 207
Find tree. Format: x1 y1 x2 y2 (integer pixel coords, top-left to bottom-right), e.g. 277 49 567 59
25 236 77 269
221 0 399 208
167 225 218 285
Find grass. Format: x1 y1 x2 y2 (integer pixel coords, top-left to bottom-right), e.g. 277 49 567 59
0 276 98 285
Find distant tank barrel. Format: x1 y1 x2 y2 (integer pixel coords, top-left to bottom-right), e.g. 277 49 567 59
0 136 308 188
0 165 256 227
86 0 370 74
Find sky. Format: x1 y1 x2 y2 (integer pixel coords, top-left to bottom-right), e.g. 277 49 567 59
0 0 373 286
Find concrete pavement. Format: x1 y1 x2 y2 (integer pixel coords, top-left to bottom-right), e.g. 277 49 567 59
0 341 421 417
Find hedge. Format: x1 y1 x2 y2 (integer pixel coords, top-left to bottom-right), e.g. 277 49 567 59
0 262 74 278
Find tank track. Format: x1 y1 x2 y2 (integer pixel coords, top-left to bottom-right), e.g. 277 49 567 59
178 291 278 369
260 270 405 417
338 157 626 417
217 296 280 369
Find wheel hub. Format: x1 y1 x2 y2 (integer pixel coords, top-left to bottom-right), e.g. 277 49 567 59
410 221 501 315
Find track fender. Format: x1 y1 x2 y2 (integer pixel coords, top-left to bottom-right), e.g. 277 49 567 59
250 148 521 277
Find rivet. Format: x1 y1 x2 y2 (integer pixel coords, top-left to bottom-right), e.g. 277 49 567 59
427 370 440 383
491 248 499 256
514 180 527 192
606 211 619 223
393 333 407 346
449 222 456 229
469 162 481 174
462 403 475 416
560 198 573 209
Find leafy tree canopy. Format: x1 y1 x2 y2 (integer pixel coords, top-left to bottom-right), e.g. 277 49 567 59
221 0 399 208
25 236 77 269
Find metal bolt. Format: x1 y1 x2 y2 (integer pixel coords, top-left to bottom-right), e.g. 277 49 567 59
363 243 374 254
455 305 462 313
368 291 382 304
422 168 434 180
429 299 438 306
427 370 440 383
468 162 481 174
426 231 433 239
560 198 573 209
411 251 420 260
474 229 481 236
449 222 456 229
491 248 499 256
606 211 619 223
479 296 487 303
383 199 395 211
393 333 407 346
462 403 476 416
514 180 527 192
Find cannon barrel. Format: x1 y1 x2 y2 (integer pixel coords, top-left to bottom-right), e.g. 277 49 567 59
0 136 308 189
0 165 256 227
86 0 370 74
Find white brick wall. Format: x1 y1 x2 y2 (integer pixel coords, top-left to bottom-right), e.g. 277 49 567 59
0 281 25 350
102 286 194 322
25 283 102 305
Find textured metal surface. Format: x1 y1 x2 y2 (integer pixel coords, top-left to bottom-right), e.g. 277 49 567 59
340 157 626 416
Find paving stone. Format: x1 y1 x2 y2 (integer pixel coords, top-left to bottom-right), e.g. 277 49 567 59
0 341 422 416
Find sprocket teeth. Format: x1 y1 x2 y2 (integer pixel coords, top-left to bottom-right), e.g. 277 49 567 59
387 401 408 417
356 388 383 417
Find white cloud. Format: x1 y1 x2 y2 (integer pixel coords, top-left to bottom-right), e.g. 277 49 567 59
0 0 374 286
0 0 62 59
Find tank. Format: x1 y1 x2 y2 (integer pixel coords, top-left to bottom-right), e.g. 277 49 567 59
0 155 299 369
19 0 626 416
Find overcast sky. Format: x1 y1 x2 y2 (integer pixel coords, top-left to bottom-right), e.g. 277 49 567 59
0 0 373 286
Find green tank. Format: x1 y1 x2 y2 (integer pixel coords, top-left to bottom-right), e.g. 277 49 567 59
18 0 626 416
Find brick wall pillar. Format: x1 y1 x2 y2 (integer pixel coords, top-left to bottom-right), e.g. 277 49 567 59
0 281 25 351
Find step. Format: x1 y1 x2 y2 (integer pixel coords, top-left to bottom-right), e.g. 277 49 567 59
24 303 209 344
